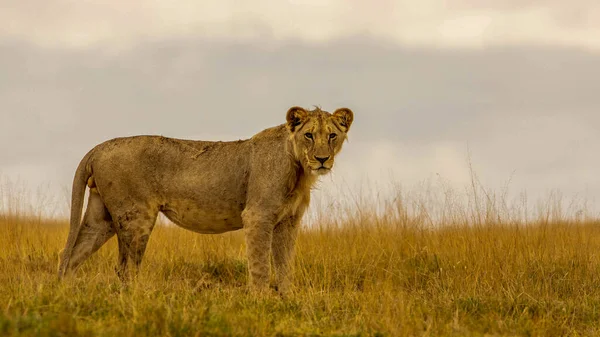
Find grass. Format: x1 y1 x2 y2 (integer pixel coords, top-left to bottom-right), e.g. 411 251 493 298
1 176 600 336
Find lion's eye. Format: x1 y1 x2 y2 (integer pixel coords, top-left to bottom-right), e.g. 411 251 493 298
304 133 313 140
329 133 337 140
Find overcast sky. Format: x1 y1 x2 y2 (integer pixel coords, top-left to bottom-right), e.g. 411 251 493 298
1 1 599 218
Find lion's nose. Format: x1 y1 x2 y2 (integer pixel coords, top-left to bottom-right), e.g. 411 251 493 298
314 156 330 165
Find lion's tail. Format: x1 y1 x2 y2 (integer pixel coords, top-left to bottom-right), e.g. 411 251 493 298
57 149 94 278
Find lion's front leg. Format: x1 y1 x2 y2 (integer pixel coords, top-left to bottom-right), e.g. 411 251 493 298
271 218 299 295
242 209 274 291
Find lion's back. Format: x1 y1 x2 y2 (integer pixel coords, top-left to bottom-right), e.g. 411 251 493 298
88 135 252 203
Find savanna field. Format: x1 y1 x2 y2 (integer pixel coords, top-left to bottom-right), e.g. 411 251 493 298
1 177 600 337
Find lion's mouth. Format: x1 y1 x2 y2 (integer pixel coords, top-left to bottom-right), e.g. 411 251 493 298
311 166 331 175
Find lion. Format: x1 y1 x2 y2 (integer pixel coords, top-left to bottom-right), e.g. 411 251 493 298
57 106 354 293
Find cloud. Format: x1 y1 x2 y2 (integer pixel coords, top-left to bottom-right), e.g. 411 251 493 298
1 1 600 49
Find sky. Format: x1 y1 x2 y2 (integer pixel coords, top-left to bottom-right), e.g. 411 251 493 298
1 0 599 219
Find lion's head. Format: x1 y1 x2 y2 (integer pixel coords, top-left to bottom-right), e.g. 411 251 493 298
286 106 354 176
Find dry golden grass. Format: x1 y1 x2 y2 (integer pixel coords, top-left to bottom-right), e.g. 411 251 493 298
1 177 600 336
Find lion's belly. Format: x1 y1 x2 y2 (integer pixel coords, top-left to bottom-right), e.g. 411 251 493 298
160 202 244 234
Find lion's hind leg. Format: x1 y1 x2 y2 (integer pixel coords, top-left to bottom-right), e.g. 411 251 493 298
62 191 116 274
113 208 158 281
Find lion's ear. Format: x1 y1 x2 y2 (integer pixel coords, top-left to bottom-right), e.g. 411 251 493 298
286 106 308 132
332 108 354 132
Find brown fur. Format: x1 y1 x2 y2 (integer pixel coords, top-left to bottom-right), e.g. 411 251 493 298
57 106 354 293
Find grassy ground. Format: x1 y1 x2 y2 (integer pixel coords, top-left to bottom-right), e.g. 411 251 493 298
2 204 600 336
